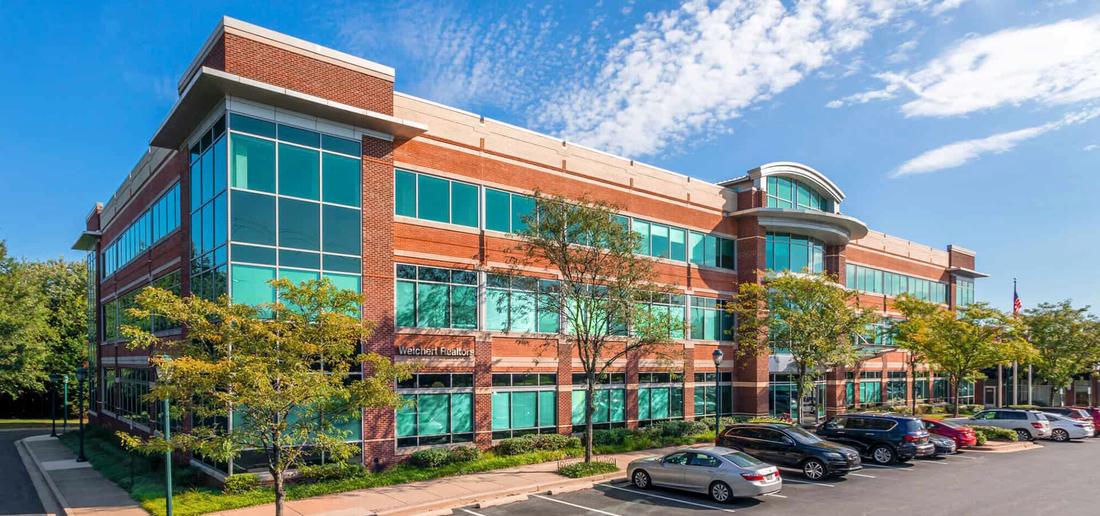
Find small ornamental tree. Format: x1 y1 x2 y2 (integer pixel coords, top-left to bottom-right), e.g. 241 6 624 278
1023 300 1100 406
893 294 942 414
909 302 1035 417
119 278 412 516
729 271 877 425
510 192 680 462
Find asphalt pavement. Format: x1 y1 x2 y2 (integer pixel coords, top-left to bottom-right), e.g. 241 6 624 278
0 428 49 515
460 437 1100 516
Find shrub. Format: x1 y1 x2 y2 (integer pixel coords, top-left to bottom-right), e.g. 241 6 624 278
297 462 366 482
527 433 581 451
968 425 1018 442
448 445 482 462
496 437 535 456
223 473 260 494
408 448 456 468
557 460 619 478
592 428 628 446
746 416 793 425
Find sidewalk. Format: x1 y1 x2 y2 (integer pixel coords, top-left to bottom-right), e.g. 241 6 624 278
211 444 708 516
18 434 146 516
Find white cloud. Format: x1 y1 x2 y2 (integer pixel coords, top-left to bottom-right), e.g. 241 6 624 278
1085 144 1099 151
894 107 1100 176
535 0 928 157
930 0 968 16
851 15 1100 117
886 39 919 63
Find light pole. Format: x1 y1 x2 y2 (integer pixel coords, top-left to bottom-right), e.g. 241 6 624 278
157 355 173 516
62 374 69 434
712 348 723 442
75 367 87 462
48 373 61 437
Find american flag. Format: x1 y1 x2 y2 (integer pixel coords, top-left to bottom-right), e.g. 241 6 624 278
1013 279 1022 315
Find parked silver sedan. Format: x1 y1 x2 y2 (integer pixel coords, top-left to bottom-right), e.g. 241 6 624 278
627 446 782 503
1042 412 1095 441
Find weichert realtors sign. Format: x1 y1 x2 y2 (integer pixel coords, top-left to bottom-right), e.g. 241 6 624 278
397 346 473 357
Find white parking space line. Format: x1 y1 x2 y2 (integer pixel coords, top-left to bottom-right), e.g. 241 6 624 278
952 454 978 459
861 464 914 471
850 473 877 478
765 493 788 499
782 478 836 487
532 494 622 516
597 484 737 513
918 459 950 465
460 509 489 516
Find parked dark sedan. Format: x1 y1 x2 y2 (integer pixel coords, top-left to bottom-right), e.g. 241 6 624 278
926 433 958 457
817 413 935 465
718 423 861 480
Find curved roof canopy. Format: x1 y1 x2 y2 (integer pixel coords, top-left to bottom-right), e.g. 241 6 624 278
720 161 846 208
732 208 870 245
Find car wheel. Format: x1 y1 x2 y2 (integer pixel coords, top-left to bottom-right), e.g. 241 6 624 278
1015 429 1033 441
631 470 651 489
1052 429 1070 442
709 481 733 503
871 445 895 465
802 458 827 480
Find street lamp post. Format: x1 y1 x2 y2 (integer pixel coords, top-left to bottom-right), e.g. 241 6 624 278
48 373 61 438
75 368 87 462
62 375 69 434
712 348 724 442
157 355 173 516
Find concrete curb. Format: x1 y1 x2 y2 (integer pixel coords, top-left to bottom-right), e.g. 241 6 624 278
17 436 69 516
374 470 624 516
967 441 1042 453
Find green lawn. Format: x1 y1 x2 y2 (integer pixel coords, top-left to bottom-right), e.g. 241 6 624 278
58 427 713 516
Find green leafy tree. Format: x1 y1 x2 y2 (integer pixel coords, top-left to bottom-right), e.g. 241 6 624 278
907 302 1035 416
119 278 412 516
25 258 89 384
510 193 680 462
1022 300 1100 406
893 294 942 414
0 241 52 399
729 271 877 425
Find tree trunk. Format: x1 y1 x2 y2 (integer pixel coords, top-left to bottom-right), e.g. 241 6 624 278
910 359 918 416
1048 384 1057 407
271 445 284 516
584 372 595 463
795 364 805 427
951 378 960 418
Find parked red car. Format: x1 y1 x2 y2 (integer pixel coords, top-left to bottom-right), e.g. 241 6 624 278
922 419 978 448
1070 407 1100 436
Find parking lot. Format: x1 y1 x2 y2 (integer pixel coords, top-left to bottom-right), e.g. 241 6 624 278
457 438 1100 516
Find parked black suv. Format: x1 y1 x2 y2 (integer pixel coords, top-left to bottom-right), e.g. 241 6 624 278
816 413 935 465
718 423 862 480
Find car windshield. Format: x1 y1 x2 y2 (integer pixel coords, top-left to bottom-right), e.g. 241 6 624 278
902 419 926 432
1045 413 1064 421
723 451 764 467
936 420 961 430
1034 413 1049 421
786 426 823 444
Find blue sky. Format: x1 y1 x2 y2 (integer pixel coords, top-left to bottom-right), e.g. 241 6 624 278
1 0 1098 313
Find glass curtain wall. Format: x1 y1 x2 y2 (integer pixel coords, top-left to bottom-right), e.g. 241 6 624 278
571 373 626 431
693 372 732 418
396 373 474 447
769 374 826 420
637 372 684 425
490 373 557 439
765 233 825 273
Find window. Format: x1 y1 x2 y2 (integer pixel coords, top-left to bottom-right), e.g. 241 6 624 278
484 188 536 233
887 371 907 402
491 375 557 439
486 274 559 333
636 292 685 339
956 277 975 307
694 372 732 417
689 297 733 341
395 264 477 329
392 169 479 228
859 371 882 405
769 373 825 420
766 176 830 211
396 392 474 447
845 263 949 304
101 182 182 279
226 112 363 306
571 388 626 430
688 231 736 269
638 385 683 422
765 232 825 273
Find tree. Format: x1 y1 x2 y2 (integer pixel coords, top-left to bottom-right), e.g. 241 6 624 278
119 278 412 516
729 271 877 425
0 241 52 399
509 193 680 462
893 294 943 414
25 259 89 384
1023 300 1100 406
909 303 1035 416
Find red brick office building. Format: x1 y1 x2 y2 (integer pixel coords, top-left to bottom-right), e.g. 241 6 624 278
72 17 988 476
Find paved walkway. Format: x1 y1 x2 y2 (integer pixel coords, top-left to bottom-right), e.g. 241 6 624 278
19 433 146 515
212 444 707 516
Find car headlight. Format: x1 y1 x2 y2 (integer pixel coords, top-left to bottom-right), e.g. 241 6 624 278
824 452 843 460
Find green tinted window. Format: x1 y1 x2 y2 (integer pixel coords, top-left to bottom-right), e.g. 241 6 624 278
230 113 276 138
511 195 535 233
230 190 276 246
321 134 361 156
417 394 448 436
279 249 320 269
230 134 275 193
451 181 479 227
395 170 417 217
230 264 275 307
232 244 276 265
396 394 416 437
633 220 650 255
278 124 320 148
485 189 511 231
417 174 450 223
323 272 361 294
538 391 556 427
396 280 416 327
451 286 477 329
670 228 686 261
450 393 472 433
417 283 448 327
322 153 360 207
322 205 360 255
323 254 361 273
278 144 320 200
651 224 669 258
278 198 320 250
492 392 510 430
511 391 537 429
